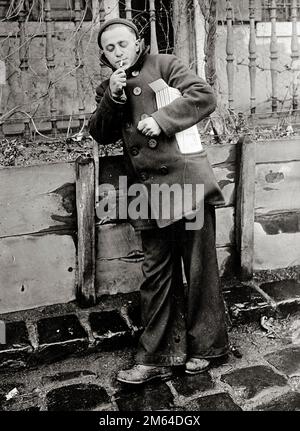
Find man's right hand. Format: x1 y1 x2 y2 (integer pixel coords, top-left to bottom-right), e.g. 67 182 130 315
109 68 127 99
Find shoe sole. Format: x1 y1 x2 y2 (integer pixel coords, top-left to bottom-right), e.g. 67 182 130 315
117 373 172 385
185 365 210 375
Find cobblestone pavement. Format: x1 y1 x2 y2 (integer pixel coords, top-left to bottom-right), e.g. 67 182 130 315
0 311 300 411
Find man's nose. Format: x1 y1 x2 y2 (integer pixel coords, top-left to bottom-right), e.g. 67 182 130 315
114 45 123 57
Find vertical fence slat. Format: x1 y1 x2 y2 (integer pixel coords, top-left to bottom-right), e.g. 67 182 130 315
249 0 257 114
76 156 96 306
270 0 278 113
226 0 234 110
18 2 30 138
0 60 4 138
291 0 299 111
93 139 100 206
92 0 99 21
188 6 196 71
125 0 132 20
44 0 57 134
74 0 86 130
99 0 106 81
235 136 256 280
193 0 206 78
99 0 106 24
149 0 158 54
204 0 217 89
173 0 190 65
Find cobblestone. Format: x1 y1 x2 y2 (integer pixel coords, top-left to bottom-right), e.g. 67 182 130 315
0 321 32 370
171 371 214 397
264 346 300 377
220 365 288 399
115 381 174 411
46 383 110 411
0 287 299 411
256 391 300 411
184 393 242 411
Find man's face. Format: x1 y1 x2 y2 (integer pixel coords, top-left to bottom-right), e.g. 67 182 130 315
101 25 139 70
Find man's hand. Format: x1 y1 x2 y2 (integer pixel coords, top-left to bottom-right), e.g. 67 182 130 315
109 68 126 99
137 117 162 137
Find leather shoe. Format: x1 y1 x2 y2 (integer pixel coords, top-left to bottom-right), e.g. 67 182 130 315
185 358 211 374
117 364 172 384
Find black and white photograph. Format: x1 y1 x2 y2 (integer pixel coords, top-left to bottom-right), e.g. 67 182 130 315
0 0 300 418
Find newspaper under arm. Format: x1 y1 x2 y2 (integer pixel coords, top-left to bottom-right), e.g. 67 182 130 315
148 78 203 154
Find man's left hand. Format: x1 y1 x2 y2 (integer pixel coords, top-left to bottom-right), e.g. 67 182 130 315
137 117 161 137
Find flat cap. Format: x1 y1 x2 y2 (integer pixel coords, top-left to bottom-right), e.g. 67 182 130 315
98 18 139 48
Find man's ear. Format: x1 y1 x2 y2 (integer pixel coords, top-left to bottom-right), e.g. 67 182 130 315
135 39 140 52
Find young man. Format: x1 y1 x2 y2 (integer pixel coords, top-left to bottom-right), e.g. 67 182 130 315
89 18 229 384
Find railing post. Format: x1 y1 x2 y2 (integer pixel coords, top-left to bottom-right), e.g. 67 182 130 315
291 0 299 112
18 1 30 138
74 0 86 131
44 0 57 135
270 0 278 113
0 60 5 138
92 0 99 21
104 0 119 19
125 0 132 21
204 0 217 89
226 0 234 111
99 0 106 25
76 156 96 306
193 0 206 78
188 7 196 71
173 0 190 65
149 0 158 54
249 0 257 115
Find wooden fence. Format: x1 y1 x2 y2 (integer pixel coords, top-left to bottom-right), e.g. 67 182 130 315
95 145 237 297
1 0 300 313
1 135 299 313
0 161 77 313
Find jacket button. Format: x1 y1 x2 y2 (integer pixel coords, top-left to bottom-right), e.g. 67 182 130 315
148 138 158 149
160 165 168 175
133 87 142 96
141 113 149 120
140 171 148 181
132 70 139 77
124 122 131 130
130 146 139 156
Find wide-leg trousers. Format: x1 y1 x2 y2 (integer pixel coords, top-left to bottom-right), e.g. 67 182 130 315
135 204 229 366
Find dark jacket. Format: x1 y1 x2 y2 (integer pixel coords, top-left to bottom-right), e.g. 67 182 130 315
89 46 225 229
